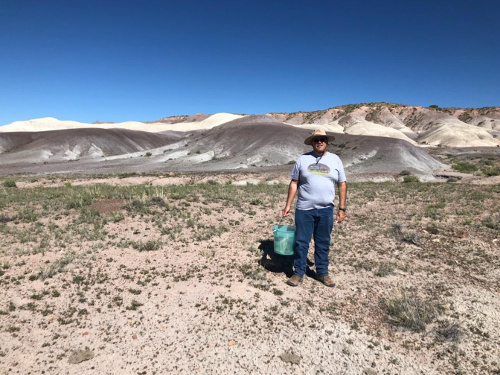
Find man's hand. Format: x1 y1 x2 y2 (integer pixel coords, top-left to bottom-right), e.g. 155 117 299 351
336 209 346 223
336 181 347 223
282 180 298 218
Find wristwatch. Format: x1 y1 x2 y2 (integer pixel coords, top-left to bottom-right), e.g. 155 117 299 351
338 207 346 212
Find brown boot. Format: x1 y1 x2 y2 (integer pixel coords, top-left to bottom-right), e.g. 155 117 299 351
286 274 303 287
317 275 335 287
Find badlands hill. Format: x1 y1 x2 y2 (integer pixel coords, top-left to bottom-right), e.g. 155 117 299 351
0 128 184 163
1 103 498 147
0 113 243 134
0 103 498 178
265 103 499 147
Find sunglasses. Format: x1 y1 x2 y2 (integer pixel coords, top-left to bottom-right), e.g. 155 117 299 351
313 137 328 143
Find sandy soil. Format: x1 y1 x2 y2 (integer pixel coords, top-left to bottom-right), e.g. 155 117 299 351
0 173 499 374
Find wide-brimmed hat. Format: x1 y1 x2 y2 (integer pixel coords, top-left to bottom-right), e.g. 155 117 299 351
304 128 335 145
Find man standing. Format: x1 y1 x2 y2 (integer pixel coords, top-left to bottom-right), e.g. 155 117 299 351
282 129 347 287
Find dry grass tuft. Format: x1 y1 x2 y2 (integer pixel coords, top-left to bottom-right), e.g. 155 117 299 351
383 289 441 332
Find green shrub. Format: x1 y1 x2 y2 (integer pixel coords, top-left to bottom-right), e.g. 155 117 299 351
133 239 162 251
452 162 478 173
3 179 17 188
374 263 395 277
403 175 420 183
482 215 499 230
482 166 500 177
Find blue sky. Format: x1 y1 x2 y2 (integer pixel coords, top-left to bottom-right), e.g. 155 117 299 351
0 0 498 125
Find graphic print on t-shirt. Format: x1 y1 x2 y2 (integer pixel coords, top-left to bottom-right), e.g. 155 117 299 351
307 163 330 175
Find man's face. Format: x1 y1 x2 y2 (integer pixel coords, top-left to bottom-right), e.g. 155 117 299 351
312 137 328 153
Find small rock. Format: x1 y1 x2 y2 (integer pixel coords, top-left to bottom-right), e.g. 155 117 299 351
279 352 301 365
424 226 438 234
232 181 247 186
228 340 236 346
132 334 138 340
364 368 377 375
68 350 94 364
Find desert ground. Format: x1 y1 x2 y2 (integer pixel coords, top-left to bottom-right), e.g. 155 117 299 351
0 169 499 375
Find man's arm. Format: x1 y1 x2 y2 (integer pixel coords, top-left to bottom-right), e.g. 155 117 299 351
282 180 298 217
336 181 347 223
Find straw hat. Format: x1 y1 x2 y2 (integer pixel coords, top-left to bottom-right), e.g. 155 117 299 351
304 128 335 145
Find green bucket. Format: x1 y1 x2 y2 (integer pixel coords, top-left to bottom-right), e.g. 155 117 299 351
273 224 296 256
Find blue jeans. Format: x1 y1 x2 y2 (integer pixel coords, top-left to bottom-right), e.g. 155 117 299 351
294 206 334 277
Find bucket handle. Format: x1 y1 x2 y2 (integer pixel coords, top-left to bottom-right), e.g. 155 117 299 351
276 215 294 230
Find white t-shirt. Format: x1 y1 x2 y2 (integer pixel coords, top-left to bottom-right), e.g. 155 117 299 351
290 151 346 210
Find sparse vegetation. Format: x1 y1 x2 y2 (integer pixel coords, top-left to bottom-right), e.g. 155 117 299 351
0 174 498 374
441 154 500 176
